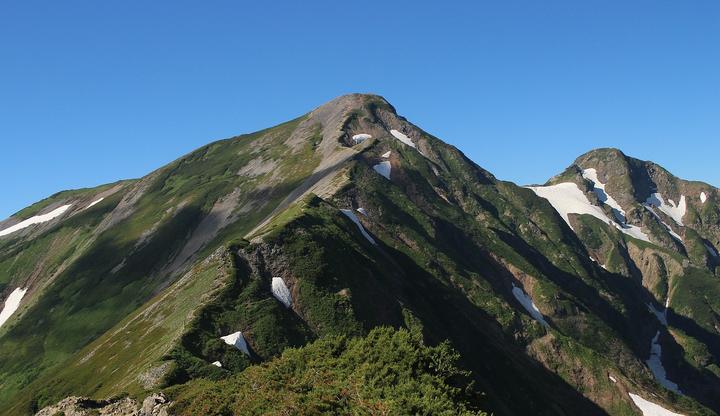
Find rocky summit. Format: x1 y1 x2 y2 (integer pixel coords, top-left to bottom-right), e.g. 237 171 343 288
1 94 718 415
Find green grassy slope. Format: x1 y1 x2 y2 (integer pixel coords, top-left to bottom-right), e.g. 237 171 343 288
0 111 324 411
3 95 718 416
6 248 235 414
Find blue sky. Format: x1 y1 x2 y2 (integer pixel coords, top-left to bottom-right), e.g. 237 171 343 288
1 1 719 219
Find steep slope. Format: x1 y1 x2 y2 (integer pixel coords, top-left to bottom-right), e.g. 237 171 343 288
531 148 720 412
0 96 358 411
1 95 716 415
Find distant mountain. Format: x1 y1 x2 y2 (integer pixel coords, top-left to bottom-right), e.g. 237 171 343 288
531 148 720 411
0 94 717 415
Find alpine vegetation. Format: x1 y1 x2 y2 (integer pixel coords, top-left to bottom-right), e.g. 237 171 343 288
1 95 718 416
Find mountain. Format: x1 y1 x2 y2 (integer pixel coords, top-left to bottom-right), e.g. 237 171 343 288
0 94 718 415
531 148 720 408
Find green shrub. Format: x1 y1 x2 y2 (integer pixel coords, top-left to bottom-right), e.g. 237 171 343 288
168 327 487 415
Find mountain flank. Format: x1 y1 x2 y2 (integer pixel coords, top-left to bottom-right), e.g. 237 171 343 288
0 94 718 415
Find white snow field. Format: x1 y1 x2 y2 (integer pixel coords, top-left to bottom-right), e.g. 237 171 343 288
528 183 611 228
390 129 416 148
352 133 372 144
617 223 652 243
0 287 28 328
663 225 683 242
609 375 617 383
700 192 707 204
645 193 686 226
373 161 392 180
629 393 685 416
0 204 72 237
271 277 292 308
581 169 651 241
511 283 549 327
381 151 391 158
644 206 683 242
340 209 376 245
582 168 627 222
221 331 250 356
356 207 368 216
646 331 682 394
86 197 104 209
528 182 650 242
212 361 222 367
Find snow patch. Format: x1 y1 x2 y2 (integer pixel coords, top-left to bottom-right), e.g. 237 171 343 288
590 256 609 270
619 223 651 243
581 169 651 241
582 168 627 222
373 161 391 180
381 151 391 158
511 283 549 327
629 393 684 416
0 204 72 237
700 192 707 204
528 183 650 241
212 361 222 367
647 303 668 326
0 287 28 329
221 331 250 356
356 207 368 216
528 183 611 229
646 331 682 394
665 227 683 242
645 206 683 242
340 209 376 245
390 129 416 148
609 375 617 383
271 277 292 308
645 193 686 226
352 134 371 144
86 198 104 209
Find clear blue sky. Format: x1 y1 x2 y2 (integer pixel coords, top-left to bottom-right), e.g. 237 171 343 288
1 1 719 219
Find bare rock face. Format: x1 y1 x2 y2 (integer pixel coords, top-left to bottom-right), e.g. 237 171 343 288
140 393 170 416
35 396 137 416
36 393 171 416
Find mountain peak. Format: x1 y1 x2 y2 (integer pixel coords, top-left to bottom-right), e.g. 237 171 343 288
574 147 628 166
282 93 402 172
5 95 720 416
310 93 396 117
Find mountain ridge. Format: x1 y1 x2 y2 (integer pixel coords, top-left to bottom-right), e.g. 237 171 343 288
0 94 718 415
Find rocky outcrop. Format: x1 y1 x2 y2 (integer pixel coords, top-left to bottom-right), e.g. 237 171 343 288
36 393 171 416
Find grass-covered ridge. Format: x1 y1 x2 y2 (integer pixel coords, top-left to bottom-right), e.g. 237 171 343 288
5 95 720 415
167 326 488 416
0 110 324 412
